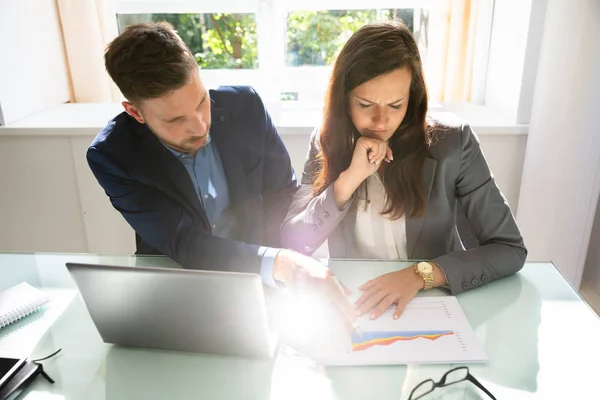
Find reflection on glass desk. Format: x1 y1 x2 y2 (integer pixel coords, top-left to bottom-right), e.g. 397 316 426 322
1 252 599 399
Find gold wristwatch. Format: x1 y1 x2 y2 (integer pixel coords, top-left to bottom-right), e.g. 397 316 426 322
414 261 435 290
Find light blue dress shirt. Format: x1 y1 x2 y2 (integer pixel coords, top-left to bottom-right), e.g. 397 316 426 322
163 136 279 287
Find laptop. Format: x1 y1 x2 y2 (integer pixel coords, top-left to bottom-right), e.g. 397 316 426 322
66 263 278 358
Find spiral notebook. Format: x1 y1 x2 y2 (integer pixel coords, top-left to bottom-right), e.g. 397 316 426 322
0 283 50 330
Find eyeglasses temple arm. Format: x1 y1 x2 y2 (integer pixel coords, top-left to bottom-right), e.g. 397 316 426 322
465 374 497 400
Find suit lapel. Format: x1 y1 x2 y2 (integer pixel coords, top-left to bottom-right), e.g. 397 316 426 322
133 122 209 227
210 105 246 207
406 157 437 257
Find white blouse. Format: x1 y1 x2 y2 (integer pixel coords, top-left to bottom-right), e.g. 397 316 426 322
354 173 408 259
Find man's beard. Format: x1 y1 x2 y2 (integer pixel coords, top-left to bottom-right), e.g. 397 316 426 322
147 122 211 154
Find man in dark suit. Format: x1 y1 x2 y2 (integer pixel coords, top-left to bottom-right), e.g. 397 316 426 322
87 22 355 326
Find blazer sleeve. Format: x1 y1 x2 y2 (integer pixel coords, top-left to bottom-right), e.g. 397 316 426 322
281 129 351 255
87 146 263 274
250 87 299 248
433 123 527 294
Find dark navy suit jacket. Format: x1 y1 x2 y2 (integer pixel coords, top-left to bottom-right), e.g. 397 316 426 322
87 86 298 274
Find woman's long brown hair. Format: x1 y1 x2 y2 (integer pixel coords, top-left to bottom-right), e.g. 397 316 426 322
312 21 430 220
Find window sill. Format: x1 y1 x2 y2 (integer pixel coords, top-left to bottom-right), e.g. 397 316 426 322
0 102 528 136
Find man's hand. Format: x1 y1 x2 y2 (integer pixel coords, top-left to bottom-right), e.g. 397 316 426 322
273 249 357 331
353 268 423 320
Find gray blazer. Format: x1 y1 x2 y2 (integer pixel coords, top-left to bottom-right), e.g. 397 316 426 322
281 118 527 295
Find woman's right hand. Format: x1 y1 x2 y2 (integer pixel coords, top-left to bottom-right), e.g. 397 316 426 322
348 136 393 181
333 137 393 209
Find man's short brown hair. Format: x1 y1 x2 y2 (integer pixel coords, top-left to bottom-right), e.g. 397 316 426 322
105 22 198 103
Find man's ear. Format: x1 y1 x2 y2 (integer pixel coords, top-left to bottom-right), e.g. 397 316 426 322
122 101 145 124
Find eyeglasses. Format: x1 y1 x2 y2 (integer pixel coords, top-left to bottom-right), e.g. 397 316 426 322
408 366 496 400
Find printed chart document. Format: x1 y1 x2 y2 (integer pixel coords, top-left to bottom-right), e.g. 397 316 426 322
318 296 487 366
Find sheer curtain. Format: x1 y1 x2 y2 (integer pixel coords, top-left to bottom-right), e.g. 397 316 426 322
422 0 479 103
56 0 122 102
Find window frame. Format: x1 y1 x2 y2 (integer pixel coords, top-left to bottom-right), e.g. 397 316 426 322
114 0 496 111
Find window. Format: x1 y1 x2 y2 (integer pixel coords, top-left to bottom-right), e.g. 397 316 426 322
285 9 415 67
117 13 258 69
280 7 430 109
115 0 492 113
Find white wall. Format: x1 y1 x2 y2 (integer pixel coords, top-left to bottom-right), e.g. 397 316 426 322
516 0 600 288
0 0 71 125
0 136 88 252
0 129 527 255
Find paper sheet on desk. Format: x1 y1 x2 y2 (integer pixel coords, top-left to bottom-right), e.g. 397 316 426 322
312 297 487 366
0 288 76 358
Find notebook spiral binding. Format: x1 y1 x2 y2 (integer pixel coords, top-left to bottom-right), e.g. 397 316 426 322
0 296 49 329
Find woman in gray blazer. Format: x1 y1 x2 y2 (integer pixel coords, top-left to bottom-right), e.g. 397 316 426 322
281 22 527 320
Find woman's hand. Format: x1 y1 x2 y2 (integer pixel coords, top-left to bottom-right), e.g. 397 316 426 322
348 136 393 181
353 268 423 320
333 137 393 209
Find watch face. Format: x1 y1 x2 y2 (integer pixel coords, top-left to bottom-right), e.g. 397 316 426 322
418 262 433 274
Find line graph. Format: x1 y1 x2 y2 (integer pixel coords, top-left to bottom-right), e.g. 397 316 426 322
318 297 487 365
351 330 454 351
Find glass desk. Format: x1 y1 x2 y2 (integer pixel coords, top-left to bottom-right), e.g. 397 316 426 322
1 252 599 399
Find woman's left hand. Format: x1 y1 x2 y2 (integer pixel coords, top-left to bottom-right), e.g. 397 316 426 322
353 268 424 320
